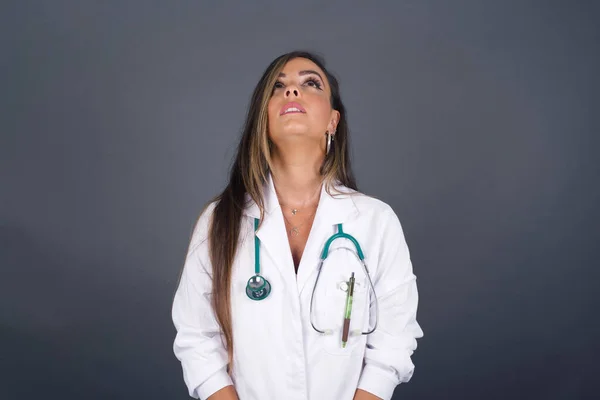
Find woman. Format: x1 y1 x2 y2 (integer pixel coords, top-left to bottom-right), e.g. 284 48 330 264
172 51 423 400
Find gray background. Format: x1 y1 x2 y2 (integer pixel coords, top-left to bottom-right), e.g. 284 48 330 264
1 1 598 399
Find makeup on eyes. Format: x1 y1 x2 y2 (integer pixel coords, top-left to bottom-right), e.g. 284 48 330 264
274 76 323 90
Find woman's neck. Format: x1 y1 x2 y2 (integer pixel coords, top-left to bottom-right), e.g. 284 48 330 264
270 150 323 209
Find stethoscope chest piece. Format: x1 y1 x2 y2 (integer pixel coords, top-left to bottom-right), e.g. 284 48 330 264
245 274 271 301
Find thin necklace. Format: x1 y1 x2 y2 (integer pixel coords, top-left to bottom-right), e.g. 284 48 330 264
282 203 317 216
275 183 322 216
282 210 316 237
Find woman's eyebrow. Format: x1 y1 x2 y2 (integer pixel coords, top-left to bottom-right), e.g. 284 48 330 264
278 70 324 82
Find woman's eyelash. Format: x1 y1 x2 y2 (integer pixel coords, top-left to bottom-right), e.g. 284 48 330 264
273 78 323 90
304 77 323 89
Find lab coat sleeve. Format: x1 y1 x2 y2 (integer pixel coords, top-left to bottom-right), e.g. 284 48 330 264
172 206 233 399
357 207 424 400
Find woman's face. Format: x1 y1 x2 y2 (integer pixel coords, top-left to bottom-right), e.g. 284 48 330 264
267 58 339 147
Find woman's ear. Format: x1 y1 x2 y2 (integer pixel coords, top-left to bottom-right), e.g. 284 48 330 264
328 110 340 133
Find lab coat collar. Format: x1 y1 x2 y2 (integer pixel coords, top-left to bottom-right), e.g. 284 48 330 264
243 173 359 295
242 173 358 225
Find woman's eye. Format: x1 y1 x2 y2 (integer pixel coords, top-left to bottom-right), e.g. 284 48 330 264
273 78 322 91
305 78 323 90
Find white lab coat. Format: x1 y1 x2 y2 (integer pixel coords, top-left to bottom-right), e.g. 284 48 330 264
172 175 423 400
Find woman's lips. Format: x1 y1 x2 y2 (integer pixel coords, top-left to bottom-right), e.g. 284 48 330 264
280 102 306 115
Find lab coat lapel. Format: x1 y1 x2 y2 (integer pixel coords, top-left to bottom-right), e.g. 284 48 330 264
295 182 359 296
243 175 359 296
243 175 297 291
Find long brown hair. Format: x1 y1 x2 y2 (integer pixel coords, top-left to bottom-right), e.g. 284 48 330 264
208 51 357 370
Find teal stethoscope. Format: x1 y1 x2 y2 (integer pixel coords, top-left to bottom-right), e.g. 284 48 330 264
246 218 379 335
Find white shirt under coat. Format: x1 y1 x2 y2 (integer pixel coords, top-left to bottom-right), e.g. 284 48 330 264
172 175 424 400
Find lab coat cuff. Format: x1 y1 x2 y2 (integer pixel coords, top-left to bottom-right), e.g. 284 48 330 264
194 369 233 400
357 365 398 400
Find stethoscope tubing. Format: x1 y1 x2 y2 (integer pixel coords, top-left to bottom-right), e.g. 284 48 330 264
249 218 379 336
310 246 378 336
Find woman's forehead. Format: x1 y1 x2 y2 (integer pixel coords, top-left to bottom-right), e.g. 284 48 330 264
281 57 326 77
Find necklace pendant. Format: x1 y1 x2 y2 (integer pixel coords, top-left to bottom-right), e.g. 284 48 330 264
292 209 298 215
291 227 300 236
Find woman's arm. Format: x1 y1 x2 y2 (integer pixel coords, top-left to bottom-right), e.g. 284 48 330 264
353 388 382 400
207 385 239 400
355 206 424 400
172 204 236 399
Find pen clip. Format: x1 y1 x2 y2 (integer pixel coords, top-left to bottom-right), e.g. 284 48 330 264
338 280 361 292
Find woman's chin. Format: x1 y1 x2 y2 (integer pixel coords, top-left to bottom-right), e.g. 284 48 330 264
274 125 320 139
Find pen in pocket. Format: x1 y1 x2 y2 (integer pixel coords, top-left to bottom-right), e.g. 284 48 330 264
341 272 355 348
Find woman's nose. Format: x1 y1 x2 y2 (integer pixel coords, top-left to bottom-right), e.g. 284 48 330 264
285 87 299 98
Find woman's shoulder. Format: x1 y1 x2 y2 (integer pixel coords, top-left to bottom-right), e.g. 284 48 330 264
187 200 219 252
334 187 410 257
332 183 398 220
352 192 395 215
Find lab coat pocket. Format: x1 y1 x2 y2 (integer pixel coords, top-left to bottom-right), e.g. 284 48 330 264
321 277 370 356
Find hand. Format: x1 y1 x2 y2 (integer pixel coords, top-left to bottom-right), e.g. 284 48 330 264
353 388 382 400
207 385 239 400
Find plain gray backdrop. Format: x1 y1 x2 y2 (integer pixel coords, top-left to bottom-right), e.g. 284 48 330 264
1 1 598 399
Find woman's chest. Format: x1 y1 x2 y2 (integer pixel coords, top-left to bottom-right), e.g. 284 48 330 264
229 214 383 348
